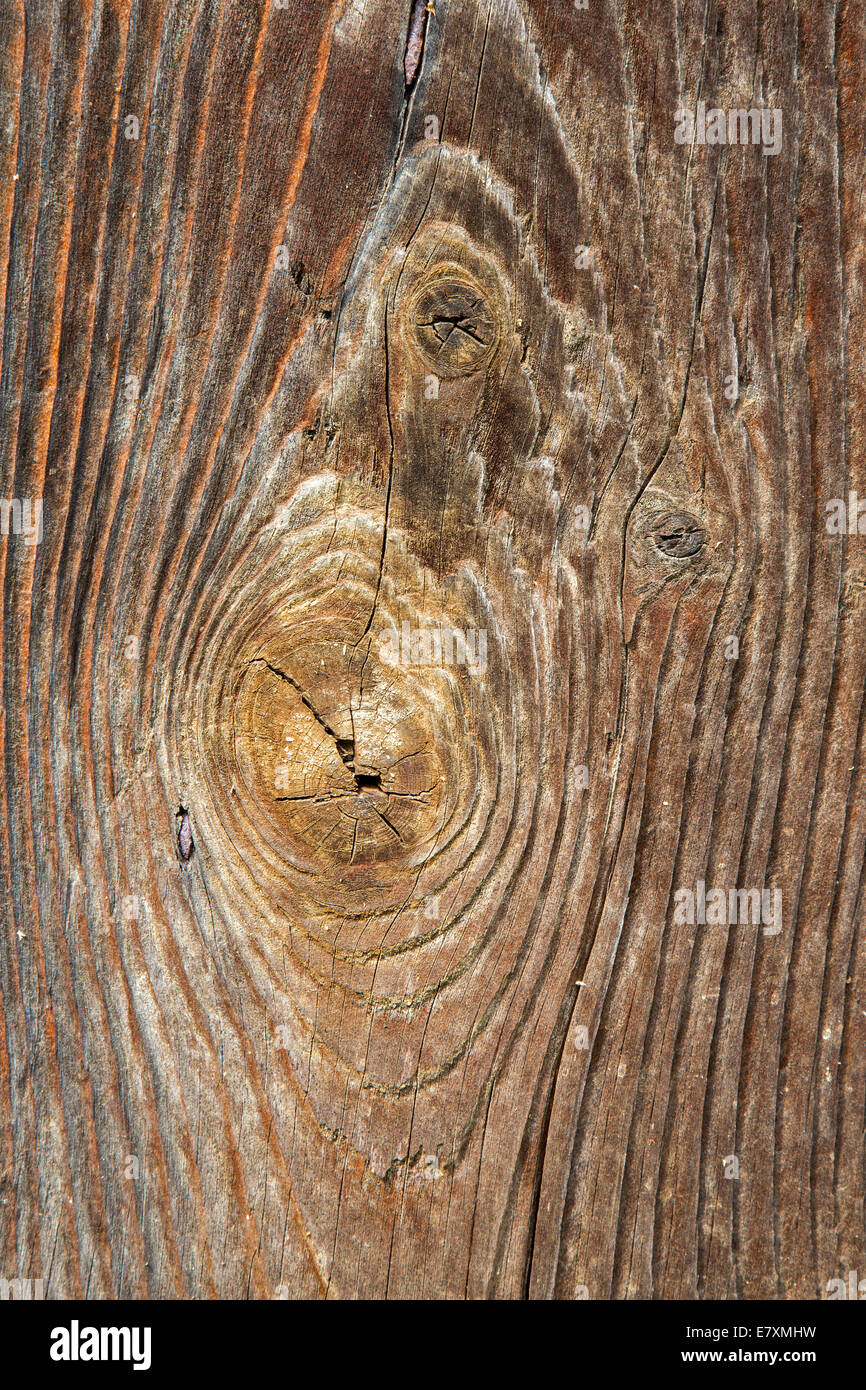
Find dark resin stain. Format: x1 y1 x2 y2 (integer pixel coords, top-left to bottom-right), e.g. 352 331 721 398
176 806 194 861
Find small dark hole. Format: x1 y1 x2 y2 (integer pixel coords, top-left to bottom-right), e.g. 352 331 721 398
354 772 382 792
335 738 355 766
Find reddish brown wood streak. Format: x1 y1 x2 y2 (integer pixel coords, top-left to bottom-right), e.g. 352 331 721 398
404 0 428 86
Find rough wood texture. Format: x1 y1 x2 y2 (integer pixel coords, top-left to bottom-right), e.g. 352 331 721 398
1 0 864 1300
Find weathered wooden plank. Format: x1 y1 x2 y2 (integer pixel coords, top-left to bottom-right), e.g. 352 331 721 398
0 0 863 1300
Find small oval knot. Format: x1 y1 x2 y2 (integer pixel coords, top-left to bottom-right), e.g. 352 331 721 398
649 510 706 559
409 269 498 377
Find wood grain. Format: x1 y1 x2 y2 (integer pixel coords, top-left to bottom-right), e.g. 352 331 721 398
0 0 863 1300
